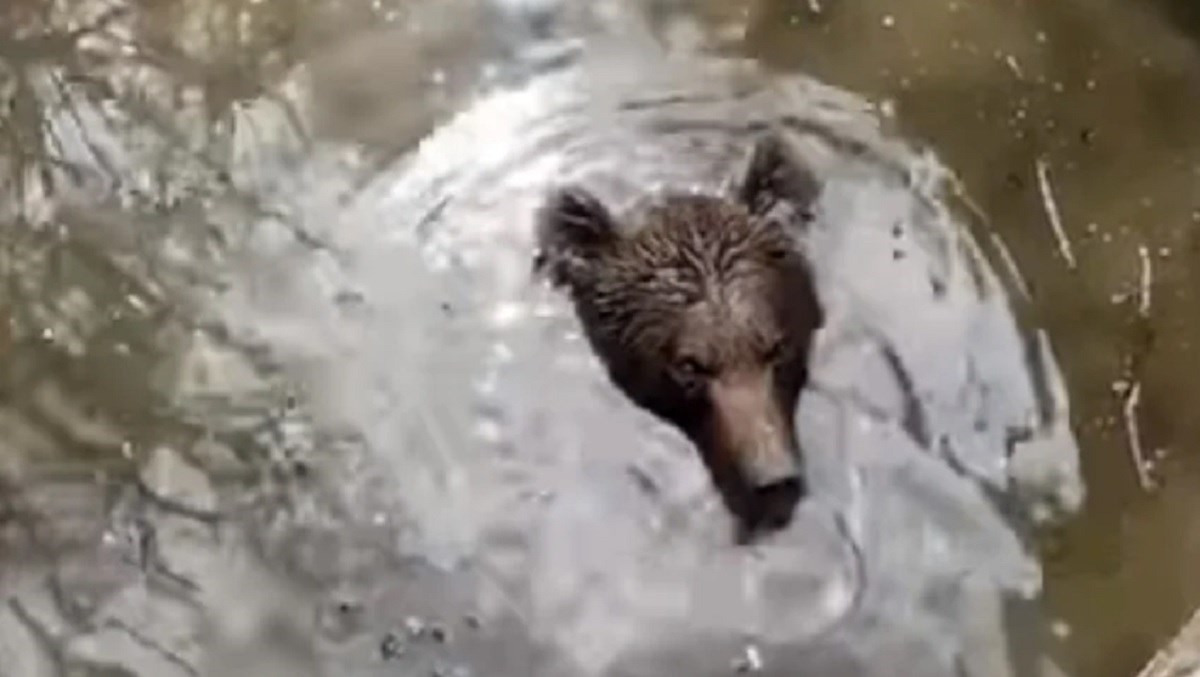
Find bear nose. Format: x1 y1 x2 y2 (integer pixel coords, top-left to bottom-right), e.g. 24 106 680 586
708 371 805 532
742 439 804 532
709 374 801 489
751 475 804 530
740 436 802 492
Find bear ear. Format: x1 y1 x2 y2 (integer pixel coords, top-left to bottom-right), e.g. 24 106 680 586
737 133 820 218
534 186 619 285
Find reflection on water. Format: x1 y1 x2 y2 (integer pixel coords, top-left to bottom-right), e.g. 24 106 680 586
0 0 1191 676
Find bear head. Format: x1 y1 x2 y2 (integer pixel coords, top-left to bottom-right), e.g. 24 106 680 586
534 133 825 541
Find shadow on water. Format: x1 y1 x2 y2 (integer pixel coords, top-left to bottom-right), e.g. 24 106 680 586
1149 0 1200 42
0 0 1191 676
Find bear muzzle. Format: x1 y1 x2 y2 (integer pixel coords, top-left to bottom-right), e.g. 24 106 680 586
708 371 804 531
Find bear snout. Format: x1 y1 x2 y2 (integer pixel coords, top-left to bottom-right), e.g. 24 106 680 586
751 475 805 531
708 372 805 533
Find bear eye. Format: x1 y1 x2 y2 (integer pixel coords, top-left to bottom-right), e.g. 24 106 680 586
766 236 794 261
676 356 713 381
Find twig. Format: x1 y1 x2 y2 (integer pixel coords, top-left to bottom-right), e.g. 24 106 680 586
945 170 990 225
1004 54 1025 80
1034 158 1076 269
989 232 1032 300
943 170 1034 300
1137 244 1152 317
1122 382 1154 491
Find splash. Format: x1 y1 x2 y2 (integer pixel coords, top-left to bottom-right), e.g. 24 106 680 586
216 45 1082 677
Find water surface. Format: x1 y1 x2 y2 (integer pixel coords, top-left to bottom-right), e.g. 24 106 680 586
0 1 1193 675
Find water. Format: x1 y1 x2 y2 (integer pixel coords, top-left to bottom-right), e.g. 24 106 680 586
0 0 1191 675
741 2 1200 674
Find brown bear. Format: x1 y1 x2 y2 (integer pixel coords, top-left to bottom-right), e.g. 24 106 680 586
534 132 825 541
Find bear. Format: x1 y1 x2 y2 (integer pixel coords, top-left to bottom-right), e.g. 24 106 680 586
533 132 825 541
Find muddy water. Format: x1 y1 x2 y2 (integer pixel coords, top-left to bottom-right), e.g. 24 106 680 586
735 2 1200 675
0 0 1192 676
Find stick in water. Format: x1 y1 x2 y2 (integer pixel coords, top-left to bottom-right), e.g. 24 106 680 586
1035 158 1076 269
1137 244 1152 317
1123 381 1154 491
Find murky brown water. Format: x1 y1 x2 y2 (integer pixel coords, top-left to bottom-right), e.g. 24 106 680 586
1 1 1197 676
735 2 1200 675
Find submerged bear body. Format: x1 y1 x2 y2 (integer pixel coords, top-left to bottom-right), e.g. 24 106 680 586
535 133 824 540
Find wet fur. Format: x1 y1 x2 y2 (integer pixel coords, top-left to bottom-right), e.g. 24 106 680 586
534 133 824 540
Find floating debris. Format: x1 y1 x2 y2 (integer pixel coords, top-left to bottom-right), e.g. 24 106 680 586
397 615 452 644
733 644 764 673
428 622 450 644
1122 382 1155 491
1004 54 1025 80
1034 158 1076 269
1137 244 1152 317
380 632 406 660
989 232 1032 300
405 616 428 637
